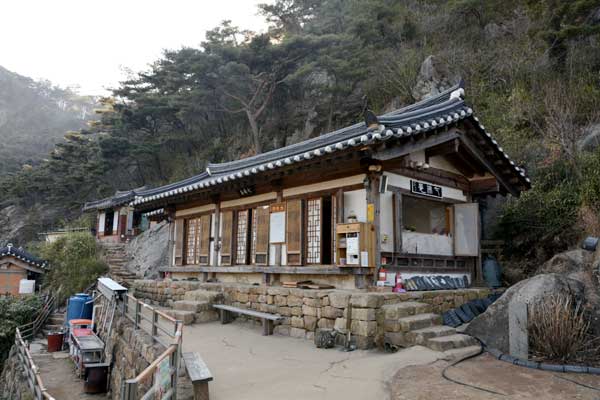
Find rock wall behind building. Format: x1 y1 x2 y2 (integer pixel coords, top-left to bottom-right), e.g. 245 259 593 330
0 345 30 400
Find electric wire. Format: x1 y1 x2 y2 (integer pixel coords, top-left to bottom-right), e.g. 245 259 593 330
441 336 507 396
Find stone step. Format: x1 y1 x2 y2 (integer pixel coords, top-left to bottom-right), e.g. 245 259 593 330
398 313 442 332
174 300 210 313
164 309 196 325
405 325 456 345
426 334 478 352
442 345 482 361
381 302 432 319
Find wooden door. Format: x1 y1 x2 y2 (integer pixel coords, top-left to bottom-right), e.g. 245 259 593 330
174 218 184 266
198 214 212 265
254 206 270 265
220 211 234 265
286 199 303 265
306 198 322 264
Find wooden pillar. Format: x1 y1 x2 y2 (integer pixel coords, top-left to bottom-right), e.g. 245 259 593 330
335 188 344 224
366 170 382 286
392 192 403 257
274 190 283 267
212 198 221 268
167 208 176 268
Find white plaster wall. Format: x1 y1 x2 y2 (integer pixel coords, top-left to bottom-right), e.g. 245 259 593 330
402 231 453 256
343 189 367 223
283 174 365 198
210 212 216 265
98 212 105 233
269 244 287 265
112 212 119 232
384 172 467 202
380 192 394 253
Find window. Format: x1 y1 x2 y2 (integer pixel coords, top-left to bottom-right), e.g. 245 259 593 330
185 218 198 264
236 210 250 264
402 196 451 235
305 196 333 264
251 209 257 264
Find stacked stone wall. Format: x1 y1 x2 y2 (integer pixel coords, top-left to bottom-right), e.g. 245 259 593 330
132 279 495 349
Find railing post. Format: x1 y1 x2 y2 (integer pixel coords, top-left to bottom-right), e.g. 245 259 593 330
135 301 141 329
152 309 158 340
122 380 138 400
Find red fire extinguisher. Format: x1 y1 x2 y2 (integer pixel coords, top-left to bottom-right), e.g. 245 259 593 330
394 273 406 293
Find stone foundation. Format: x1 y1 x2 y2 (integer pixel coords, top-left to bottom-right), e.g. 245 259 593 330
132 279 496 349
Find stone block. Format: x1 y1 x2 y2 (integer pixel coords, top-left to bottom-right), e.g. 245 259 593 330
237 293 249 303
304 315 318 331
334 318 348 332
195 310 219 323
344 307 376 321
291 316 304 328
267 287 290 296
303 297 321 307
306 331 315 341
383 319 401 332
249 294 259 303
383 332 406 347
274 295 287 306
290 327 306 338
302 305 318 317
267 295 274 305
350 293 383 308
287 295 303 307
353 335 374 349
318 318 335 329
321 296 330 307
173 300 209 313
321 306 343 319
291 307 303 316
329 292 351 308
351 320 377 337
278 307 292 317
258 295 267 303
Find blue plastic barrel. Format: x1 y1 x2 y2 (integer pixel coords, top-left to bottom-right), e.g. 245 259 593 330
66 293 93 323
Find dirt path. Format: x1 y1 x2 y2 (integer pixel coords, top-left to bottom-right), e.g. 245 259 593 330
391 353 600 400
30 339 105 400
182 320 443 400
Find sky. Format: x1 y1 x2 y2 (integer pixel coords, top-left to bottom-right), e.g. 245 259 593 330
1 0 269 95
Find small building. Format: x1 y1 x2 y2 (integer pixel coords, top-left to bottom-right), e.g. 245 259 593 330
0 244 48 295
124 86 530 289
83 188 146 242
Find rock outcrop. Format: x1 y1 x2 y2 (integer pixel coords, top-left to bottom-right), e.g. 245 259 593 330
466 273 585 353
124 221 169 279
412 55 455 101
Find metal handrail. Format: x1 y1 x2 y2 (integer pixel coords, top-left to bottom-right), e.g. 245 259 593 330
20 293 58 340
13 328 56 400
123 294 180 347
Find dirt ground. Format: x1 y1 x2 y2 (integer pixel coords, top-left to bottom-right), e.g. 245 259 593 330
391 353 600 400
182 320 443 400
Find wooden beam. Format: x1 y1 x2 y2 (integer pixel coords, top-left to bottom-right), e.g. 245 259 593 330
385 165 470 192
471 177 500 195
373 130 460 161
425 138 460 158
459 135 519 197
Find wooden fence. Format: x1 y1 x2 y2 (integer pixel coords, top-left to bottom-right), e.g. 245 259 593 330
121 294 183 400
13 328 56 400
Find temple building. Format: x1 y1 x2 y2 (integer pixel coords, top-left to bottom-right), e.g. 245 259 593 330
0 244 48 295
89 86 530 289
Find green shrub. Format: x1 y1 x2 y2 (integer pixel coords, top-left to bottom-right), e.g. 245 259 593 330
0 295 42 366
40 232 107 304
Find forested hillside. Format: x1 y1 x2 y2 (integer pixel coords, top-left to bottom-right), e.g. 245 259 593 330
2 0 600 272
0 66 97 173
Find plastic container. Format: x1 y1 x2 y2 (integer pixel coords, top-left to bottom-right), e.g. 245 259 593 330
482 256 502 288
47 332 64 352
66 293 93 324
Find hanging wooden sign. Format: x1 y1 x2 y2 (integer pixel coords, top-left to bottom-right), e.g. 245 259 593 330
410 180 442 199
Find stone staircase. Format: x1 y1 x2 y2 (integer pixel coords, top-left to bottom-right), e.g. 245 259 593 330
163 289 221 325
381 302 479 360
42 311 66 336
101 242 137 287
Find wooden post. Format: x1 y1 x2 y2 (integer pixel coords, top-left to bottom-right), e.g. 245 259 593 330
335 188 344 223
274 190 283 267
366 171 382 286
212 198 221 268
135 301 141 329
393 192 402 256
152 309 158 338
167 208 176 268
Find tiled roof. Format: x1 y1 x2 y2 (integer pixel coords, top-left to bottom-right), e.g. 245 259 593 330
0 244 48 270
83 186 147 211
131 85 530 207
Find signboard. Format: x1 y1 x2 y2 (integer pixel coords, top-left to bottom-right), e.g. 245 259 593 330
367 203 375 222
269 203 286 244
154 356 171 399
410 180 442 199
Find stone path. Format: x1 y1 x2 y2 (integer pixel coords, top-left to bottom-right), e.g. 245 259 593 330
181 320 444 400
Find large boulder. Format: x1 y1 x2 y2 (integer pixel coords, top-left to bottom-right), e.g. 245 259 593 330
466 273 585 353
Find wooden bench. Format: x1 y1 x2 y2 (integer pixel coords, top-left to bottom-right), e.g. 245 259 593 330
183 352 213 400
213 304 284 335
